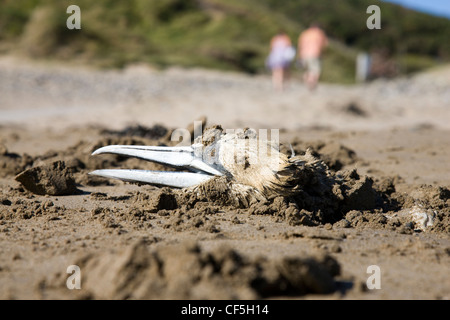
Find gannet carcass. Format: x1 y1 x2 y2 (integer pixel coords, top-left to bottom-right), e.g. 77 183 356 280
90 126 327 206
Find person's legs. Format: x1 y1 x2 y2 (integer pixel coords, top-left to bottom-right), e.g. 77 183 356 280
306 72 319 91
303 58 321 91
272 67 285 91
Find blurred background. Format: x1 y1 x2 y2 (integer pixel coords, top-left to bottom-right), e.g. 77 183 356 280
1 0 449 133
1 0 449 84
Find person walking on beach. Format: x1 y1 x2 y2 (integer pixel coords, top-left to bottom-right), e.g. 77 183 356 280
298 23 328 91
266 31 296 92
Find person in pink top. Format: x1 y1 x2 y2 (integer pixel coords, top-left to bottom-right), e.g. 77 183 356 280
266 31 295 92
298 23 328 91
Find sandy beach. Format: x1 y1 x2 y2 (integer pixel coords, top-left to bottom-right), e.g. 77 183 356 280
0 56 449 300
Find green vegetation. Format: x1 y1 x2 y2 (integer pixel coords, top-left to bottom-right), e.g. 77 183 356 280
1 0 449 83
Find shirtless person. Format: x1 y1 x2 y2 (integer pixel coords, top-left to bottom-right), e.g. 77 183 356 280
298 23 328 91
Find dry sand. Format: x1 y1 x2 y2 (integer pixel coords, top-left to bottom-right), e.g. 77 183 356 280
0 56 449 300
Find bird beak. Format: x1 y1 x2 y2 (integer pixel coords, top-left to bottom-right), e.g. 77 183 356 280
90 145 223 188
89 169 214 188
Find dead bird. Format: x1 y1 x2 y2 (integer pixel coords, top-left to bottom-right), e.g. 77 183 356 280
90 126 328 205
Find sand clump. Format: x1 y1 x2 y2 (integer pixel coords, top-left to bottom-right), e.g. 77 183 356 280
15 160 79 196
67 240 340 299
0 144 34 178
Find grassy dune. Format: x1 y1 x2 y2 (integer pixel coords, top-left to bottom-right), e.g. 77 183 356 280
1 0 449 83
